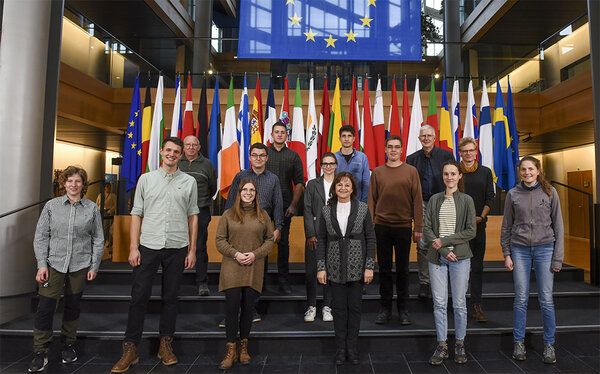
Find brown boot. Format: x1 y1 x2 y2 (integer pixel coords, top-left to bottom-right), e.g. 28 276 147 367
157 336 178 366
219 342 238 370
239 338 251 364
473 304 488 323
111 341 139 373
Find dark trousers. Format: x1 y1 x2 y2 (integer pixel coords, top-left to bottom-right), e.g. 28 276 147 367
469 230 487 305
375 224 412 312
195 207 211 285
33 267 87 352
264 214 292 283
330 281 363 352
125 246 187 344
225 287 259 342
305 243 332 308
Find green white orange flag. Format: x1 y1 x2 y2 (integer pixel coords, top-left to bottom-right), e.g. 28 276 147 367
220 76 240 199
147 75 164 172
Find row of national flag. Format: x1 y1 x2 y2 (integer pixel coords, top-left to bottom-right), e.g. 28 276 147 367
122 75 520 197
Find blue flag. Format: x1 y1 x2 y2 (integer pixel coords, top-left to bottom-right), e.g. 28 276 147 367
121 76 142 192
506 78 520 167
208 76 222 197
238 0 421 61
492 81 517 192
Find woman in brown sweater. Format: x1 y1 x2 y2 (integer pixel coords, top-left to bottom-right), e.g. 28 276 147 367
216 179 274 370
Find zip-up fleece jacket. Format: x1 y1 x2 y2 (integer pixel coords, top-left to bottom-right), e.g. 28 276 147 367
500 183 564 270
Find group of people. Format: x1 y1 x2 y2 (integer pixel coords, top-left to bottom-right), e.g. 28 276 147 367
28 121 565 373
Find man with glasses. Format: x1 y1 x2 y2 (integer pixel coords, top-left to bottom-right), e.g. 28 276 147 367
369 135 423 325
406 125 454 300
334 125 370 202
179 135 217 296
224 142 284 323
458 137 495 322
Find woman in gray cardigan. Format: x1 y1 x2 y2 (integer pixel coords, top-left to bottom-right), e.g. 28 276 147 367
316 172 376 366
423 160 476 366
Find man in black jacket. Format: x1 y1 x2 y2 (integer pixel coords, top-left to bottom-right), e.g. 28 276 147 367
406 125 454 300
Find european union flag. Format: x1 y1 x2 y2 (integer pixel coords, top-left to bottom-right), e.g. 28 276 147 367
238 0 421 61
122 76 142 192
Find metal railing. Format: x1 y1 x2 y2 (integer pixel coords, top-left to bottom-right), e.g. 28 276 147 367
551 180 597 285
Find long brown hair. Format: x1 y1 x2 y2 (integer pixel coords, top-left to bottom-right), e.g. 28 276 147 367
442 160 465 192
58 166 89 197
518 156 552 196
327 172 357 205
232 179 265 223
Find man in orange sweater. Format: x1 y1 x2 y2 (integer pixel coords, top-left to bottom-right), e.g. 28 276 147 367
368 135 423 326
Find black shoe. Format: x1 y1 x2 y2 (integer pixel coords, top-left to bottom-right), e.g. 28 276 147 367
61 343 78 364
218 318 226 328
28 352 48 373
279 281 292 294
375 308 391 324
335 349 346 366
362 286 367 294
347 350 360 365
198 282 210 296
419 284 430 300
252 311 262 323
399 310 412 325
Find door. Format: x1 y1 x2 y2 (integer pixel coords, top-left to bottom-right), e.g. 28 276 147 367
567 170 593 238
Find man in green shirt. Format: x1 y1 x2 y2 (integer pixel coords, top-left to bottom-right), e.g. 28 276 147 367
112 137 199 373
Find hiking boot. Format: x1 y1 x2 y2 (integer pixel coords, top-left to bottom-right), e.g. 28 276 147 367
239 338 251 364
429 342 449 365
219 342 238 370
111 341 139 373
28 352 48 373
157 336 177 366
512 341 526 361
472 304 488 323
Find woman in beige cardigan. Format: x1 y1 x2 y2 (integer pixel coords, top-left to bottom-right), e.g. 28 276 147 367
216 179 274 370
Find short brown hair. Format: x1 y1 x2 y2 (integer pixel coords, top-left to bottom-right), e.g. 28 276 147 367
385 134 402 147
58 166 89 197
328 172 358 205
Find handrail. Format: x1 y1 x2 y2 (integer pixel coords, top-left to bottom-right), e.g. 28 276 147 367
0 179 104 219
551 180 597 286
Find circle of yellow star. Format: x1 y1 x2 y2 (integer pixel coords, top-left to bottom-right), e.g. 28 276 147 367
286 0 295 4
345 29 357 42
360 15 373 27
137 150 142 156
304 28 317 42
289 12 302 26
368 0 376 6
129 120 134 127
128 132 133 138
324 34 338 48
131 143 137 149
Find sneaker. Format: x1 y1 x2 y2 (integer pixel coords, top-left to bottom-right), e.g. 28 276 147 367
252 311 262 323
322 306 333 322
512 341 526 361
304 306 317 322
399 310 412 325
218 318 226 328
61 343 78 364
198 283 210 296
375 308 391 324
28 352 48 373
454 340 467 364
429 343 449 365
542 344 556 364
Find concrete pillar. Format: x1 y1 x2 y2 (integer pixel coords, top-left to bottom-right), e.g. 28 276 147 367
0 0 64 322
192 0 213 86
444 0 463 88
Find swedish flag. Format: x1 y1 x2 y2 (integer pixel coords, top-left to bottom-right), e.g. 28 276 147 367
492 81 516 192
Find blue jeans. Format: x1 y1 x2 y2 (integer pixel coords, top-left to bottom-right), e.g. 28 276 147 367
429 256 471 342
511 243 556 345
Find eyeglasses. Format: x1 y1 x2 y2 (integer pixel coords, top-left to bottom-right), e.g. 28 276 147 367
386 145 402 150
460 149 477 154
419 134 434 139
250 154 268 159
321 162 337 167
184 144 199 148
